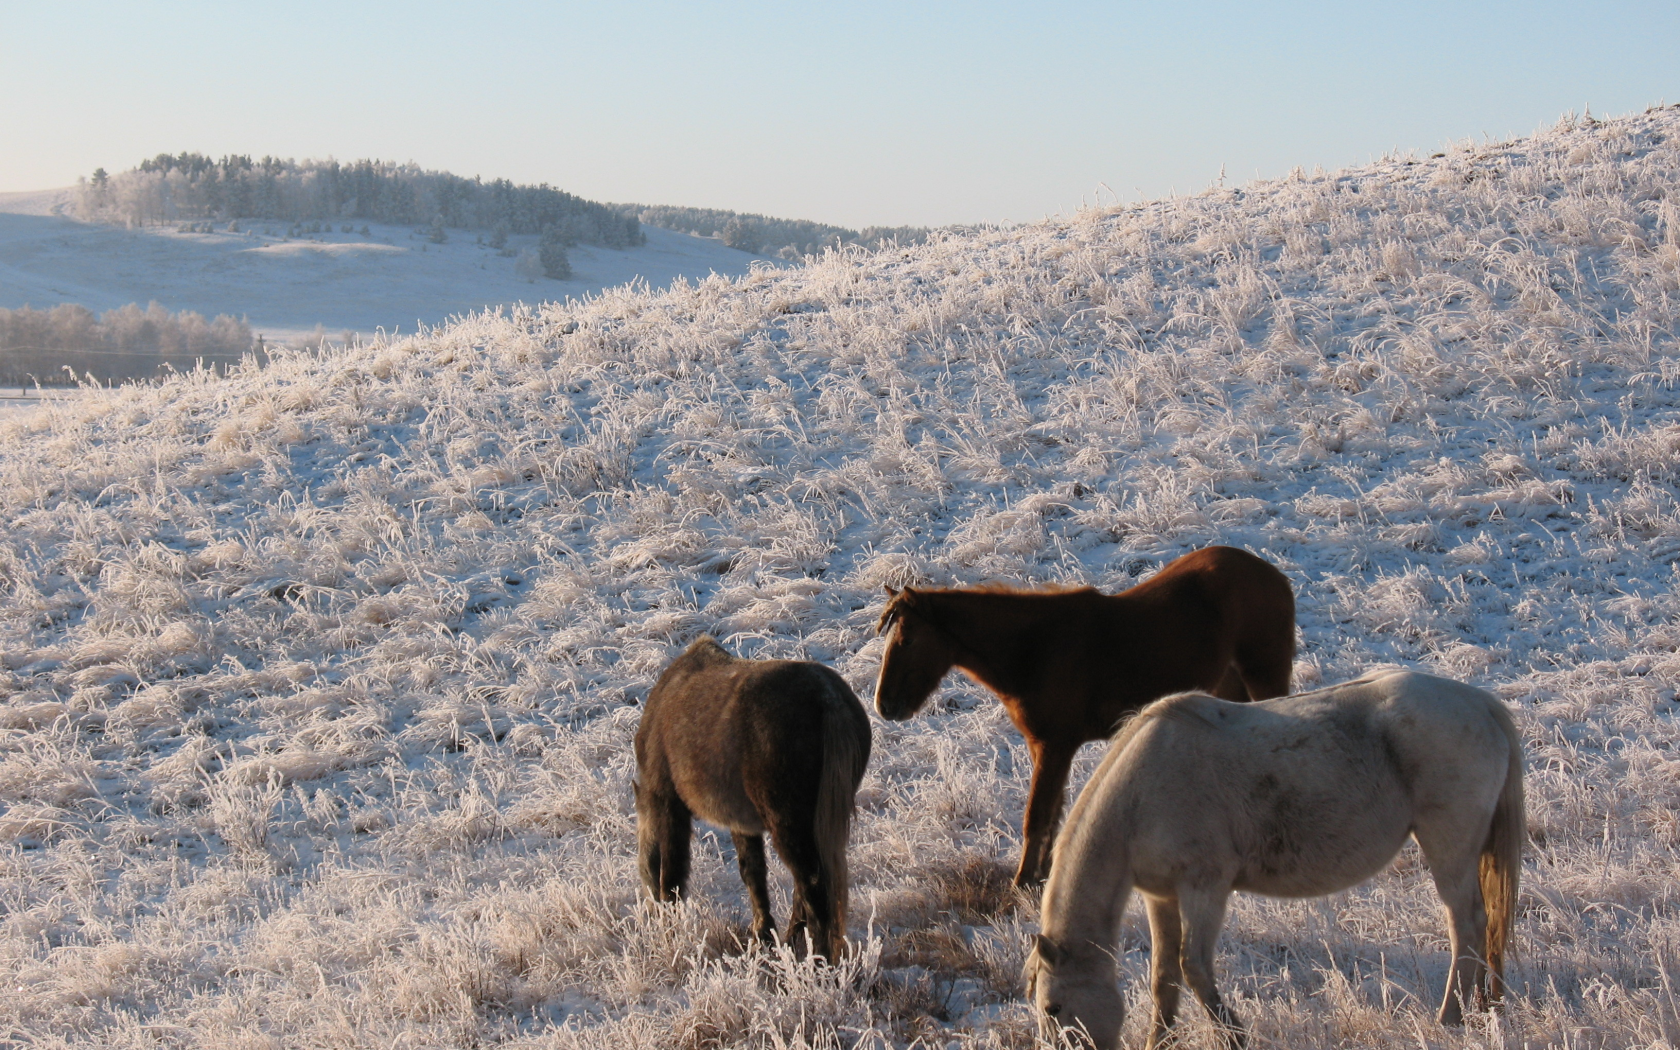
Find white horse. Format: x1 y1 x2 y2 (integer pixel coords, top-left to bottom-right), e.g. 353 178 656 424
1025 669 1524 1049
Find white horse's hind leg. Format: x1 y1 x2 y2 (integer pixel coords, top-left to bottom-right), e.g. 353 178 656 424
1413 827 1490 1025
1144 894 1184 1049
1177 888 1247 1050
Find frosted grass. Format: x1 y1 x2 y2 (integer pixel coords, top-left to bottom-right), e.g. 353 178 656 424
5 108 1680 1046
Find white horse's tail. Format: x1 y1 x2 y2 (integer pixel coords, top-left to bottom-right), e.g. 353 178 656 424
1480 703 1525 1001
814 682 869 950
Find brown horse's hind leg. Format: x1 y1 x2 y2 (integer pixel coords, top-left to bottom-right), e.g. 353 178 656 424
1235 630 1294 701
637 788 693 902
1017 740 1077 888
1144 894 1185 1050
731 832 776 945
1210 665 1251 702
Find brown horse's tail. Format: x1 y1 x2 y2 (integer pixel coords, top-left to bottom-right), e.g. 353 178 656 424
1479 702 1525 1003
815 684 870 954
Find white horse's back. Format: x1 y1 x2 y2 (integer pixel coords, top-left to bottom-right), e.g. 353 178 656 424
1103 669 1512 898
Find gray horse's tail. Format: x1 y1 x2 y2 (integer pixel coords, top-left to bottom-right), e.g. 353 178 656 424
815 682 869 953
1480 703 1526 1001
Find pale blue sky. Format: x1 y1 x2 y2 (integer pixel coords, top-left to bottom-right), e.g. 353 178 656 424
3 1 1676 227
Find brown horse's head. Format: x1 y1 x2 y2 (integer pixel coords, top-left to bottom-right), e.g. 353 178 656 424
874 586 958 721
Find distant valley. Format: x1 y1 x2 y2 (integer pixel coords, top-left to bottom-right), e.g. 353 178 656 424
0 154 934 384
0 187 777 358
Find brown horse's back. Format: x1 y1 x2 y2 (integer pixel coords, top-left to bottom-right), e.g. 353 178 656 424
1116 545 1295 703
1005 546 1294 739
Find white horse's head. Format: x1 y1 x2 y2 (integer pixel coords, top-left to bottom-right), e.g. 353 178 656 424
1024 933 1124 1049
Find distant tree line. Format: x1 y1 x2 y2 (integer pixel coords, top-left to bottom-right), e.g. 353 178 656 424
78 154 643 248
0 303 256 386
622 204 929 259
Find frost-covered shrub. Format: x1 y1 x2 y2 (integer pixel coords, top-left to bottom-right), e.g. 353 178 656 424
0 301 253 384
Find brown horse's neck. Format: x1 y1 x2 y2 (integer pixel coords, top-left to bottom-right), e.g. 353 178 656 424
919 589 1089 700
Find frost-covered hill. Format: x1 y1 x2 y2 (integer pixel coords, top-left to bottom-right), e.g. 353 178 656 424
6 108 1680 1048
0 188 777 347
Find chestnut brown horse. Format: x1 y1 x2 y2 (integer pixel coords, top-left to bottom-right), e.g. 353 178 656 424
874 545 1295 888
635 636 872 959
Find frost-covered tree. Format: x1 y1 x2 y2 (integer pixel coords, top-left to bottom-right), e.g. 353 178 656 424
0 302 253 384
513 248 544 281
624 203 931 256
538 230 572 279
75 154 644 248
720 216 762 253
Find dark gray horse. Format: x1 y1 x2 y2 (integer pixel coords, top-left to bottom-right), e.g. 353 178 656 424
635 636 872 959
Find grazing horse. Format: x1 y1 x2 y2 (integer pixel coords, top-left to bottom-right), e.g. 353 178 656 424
874 545 1295 887
1026 669 1525 1050
634 636 872 959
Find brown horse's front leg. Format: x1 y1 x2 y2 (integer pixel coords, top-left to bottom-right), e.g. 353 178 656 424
1016 740 1077 888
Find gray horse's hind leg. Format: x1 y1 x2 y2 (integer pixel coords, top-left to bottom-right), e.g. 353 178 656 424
732 832 776 945
1177 888 1247 1050
1144 894 1185 1049
637 788 693 902
1413 828 1491 1024
769 821 839 958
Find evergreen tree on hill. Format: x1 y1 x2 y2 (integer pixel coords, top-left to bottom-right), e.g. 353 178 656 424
78 155 644 250
539 229 572 280
625 203 930 257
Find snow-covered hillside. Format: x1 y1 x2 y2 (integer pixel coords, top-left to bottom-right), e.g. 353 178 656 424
0 189 777 346
6 108 1680 1047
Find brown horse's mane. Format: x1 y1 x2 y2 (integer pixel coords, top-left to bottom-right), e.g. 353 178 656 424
876 582 1101 634
963 582 1100 596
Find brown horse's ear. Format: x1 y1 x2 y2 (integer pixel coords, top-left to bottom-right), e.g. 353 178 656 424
1035 933 1065 966
878 585 914 635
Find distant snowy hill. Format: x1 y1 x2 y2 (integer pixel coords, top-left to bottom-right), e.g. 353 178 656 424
0 187 778 345
5 109 1680 1047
